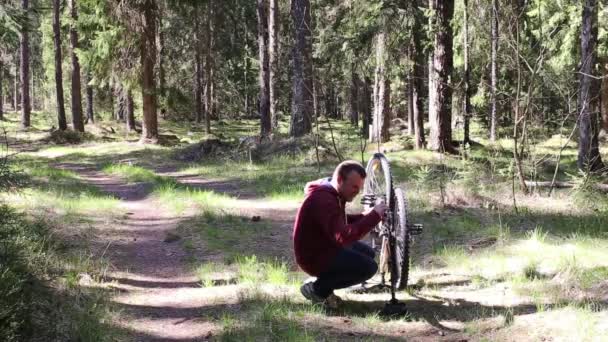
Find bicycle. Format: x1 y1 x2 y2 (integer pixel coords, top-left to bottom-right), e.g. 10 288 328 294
360 152 423 315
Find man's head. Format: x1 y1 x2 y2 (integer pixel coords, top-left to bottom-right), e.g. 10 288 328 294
331 160 366 202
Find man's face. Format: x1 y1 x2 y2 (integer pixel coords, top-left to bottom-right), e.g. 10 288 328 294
338 171 364 202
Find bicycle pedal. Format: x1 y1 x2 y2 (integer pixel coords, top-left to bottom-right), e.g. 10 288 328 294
408 224 423 236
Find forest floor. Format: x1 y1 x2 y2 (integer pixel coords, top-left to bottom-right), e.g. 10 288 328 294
2 111 608 341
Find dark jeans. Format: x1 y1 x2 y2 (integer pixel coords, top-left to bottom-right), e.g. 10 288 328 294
313 241 378 298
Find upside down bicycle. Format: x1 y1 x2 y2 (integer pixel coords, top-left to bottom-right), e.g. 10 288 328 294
359 152 423 315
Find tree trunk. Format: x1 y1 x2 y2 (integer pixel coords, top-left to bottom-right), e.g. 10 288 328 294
349 66 359 127
372 31 389 143
408 4 426 149
428 0 455 152
53 0 67 130
406 67 414 136
361 76 372 138
269 0 279 130
115 85 125 121
257 0 271 138
289 0 314 137
69 0 84 132
601 60 608 133
490 0 498 141
126 89 136 132
383 79 391 141
462 0 471 145
20 0 31 128
577 0 604 172
86 72 94 123
156 6 165 116
0 59 3 120
140 0 158 142
194 9 203 123
13 60 18 111
203 1 212 134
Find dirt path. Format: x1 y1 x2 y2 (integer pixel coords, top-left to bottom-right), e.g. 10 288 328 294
55 162 302 341
54 162 474 341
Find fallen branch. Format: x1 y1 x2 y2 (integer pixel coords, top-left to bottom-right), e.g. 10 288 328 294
524 180 608 192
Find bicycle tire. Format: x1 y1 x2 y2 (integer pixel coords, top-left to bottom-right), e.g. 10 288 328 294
363 153 394 211
392 187 410 289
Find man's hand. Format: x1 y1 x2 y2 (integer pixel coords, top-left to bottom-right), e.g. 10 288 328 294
373 200 387 217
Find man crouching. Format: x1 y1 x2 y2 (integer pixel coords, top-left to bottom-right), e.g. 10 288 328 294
292 160 387 308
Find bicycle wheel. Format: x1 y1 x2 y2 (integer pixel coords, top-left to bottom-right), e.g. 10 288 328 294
363 153 394 210
391 187 410 289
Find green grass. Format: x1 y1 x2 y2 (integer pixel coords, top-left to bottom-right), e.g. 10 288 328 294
0 205 120 341
2 162 120 218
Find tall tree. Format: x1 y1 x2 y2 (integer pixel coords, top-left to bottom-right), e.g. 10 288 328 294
13 59 18 111
407 2 425 149
601 60 608 134
85 72 94 123
126 89 136 132
361 76 372 139
140 0 158 142
462 0 471 145
20 0 31 128
428 0 455 152
156 1 165 117
194 5 203 123
577 0 604 172
257 0 271 138
289 0 313 137
349 65 359 127
69 0 84 132
203 1 212 134
371 31 389 143
489 0 499 141
268 0 279 130
0 59 3 120
52 0 67 130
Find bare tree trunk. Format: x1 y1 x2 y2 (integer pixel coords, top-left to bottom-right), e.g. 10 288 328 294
269 0 279 130
0 59 3 120
194 8 203 123
86 72 94 123
114 85 125 121
20 0 31 128
577 0 604 172
69 0 84 132
463 0 471 145
126 89 136 132
53 0 67 130
13 60 18 111
156 6 165 117
412 2 425 149
289 0 313 137
257 0 271 138
512 8 529 194
490 0 499 141
601 60 608 133
406 67 414 136
361 76 372 138
428 0 455 152
203 1 212 134
140 0 158 142
349 65 359 127
383 79 391 140
372 31 389 143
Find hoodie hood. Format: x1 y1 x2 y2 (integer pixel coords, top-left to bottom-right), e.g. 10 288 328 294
304 177 337 196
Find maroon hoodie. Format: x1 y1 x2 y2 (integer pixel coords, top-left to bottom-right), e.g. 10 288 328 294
292 178 382 276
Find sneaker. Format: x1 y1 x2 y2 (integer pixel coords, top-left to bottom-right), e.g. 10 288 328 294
300 282 325 304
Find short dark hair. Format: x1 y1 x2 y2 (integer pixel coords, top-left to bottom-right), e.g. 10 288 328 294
333 160 366 181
